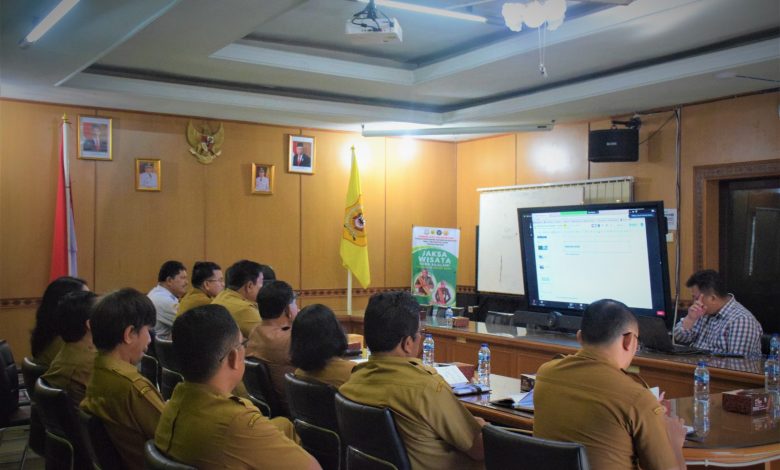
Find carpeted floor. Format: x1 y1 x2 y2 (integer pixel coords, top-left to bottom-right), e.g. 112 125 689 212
0 426 44 470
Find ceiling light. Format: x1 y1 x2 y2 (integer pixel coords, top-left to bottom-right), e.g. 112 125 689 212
357 0 487 23
361 123 554 137
502 0 567 31
21 0 80 46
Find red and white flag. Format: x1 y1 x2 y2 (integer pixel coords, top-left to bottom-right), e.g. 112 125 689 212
49 115 78 280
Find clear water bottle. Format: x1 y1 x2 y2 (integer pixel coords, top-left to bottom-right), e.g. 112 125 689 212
693 399 710 437
422 334 435 366
445 307 454 328
694 361 710 403
770 334 780 357
477 343 491 386
765 354 779 394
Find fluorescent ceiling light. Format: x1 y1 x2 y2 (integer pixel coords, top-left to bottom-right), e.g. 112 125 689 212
357 0 487 23
23 0 80 44
362 123 554 137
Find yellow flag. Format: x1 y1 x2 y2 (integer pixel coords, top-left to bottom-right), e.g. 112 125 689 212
340 147 370 288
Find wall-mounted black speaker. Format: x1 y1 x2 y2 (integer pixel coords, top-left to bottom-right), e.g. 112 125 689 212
588 128 639 162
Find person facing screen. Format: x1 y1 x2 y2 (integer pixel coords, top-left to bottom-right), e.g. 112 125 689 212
291 304 355 387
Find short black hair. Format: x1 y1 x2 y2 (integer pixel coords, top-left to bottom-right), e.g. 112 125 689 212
291 304 347 372
686 269 727 297
157 260 186 283
191 261 221 288
173 305 239 383
225 260 262 290
259 264 276 286
91 288 156 352
257 280 294 320
31 276 88 357
364 291 420 353
580 299 637 346
58 291 98 343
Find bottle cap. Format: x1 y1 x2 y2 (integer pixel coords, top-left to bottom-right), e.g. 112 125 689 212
697 360 707 367
481 343 488 347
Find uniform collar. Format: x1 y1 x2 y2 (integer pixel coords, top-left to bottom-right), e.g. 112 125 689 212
95 351 139 375
221 288 256 306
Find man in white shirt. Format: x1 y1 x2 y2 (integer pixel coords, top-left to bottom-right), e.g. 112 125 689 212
148 260 188 339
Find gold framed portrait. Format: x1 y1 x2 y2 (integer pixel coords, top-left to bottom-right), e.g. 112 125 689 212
251 163 275 194
78 116 113 160
135 159 161 191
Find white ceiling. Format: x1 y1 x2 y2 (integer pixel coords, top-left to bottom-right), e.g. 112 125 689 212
1 0 778 140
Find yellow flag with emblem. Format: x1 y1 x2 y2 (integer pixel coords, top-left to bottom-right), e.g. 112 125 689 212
340 147 370 288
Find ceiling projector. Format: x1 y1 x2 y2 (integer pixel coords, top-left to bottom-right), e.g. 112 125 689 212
346 17 402 44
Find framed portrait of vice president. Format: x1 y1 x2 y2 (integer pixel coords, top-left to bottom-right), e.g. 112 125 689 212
288 135 315 174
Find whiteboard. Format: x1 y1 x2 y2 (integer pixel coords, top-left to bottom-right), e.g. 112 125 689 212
477 186 583 295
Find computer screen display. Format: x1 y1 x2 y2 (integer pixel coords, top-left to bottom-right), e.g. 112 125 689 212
517 201 671 323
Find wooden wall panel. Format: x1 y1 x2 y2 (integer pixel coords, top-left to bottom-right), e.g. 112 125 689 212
385 138 457 287
456 134 516 286
0 307 36 360
516 123 588 184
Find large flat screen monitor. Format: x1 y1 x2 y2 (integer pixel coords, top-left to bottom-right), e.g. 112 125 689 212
517 201 672 327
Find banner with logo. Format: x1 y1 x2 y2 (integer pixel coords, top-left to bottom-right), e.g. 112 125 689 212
411 227 460 306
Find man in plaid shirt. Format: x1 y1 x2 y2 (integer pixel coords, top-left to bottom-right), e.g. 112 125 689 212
673 270 763 357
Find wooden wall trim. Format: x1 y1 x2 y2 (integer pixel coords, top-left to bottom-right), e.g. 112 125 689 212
0 298 41 309
693 159 780 270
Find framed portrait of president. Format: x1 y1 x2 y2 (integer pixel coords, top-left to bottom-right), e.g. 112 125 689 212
78 116 112 160
288 135 315 174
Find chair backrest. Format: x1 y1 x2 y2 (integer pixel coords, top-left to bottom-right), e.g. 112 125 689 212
79 409 124 470
21 356 48 455
140 353 160 390
160 368 184 401
0 339 20 422
21 357 48 400
285 373 341 470
153 337 179 372
35 378 95 470
483 424 589 470
244 358 284 418
143 440 197 470
334 393 410 470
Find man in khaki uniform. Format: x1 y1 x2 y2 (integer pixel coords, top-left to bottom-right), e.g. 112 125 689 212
155 304 320 469
42 291 98 405
534 299 686 470
81 288 165 470
340 291 485 470
177 261 224 315
212 259 264 338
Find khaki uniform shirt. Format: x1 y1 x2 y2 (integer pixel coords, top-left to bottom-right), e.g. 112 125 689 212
212 289 260 338
339 355 483 470
34 336 64 368
295 357 355 388
81 353 165 470
246 321 295 410
41 341 96 405
534 349 678 470
177 288 212 316
155 381 319 470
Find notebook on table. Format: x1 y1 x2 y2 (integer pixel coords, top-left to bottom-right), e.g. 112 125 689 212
434 364 491 396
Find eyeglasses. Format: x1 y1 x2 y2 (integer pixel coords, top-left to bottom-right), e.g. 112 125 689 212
219 338 249 362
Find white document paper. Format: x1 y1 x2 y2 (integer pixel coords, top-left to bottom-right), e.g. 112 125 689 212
434 364 469 387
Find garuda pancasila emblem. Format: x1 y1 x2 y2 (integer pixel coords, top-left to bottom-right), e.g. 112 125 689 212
186 121 224 164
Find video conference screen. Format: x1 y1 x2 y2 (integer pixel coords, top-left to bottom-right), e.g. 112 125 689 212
517 201 671 321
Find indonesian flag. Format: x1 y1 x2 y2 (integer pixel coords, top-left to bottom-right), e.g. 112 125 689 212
49 115 78 280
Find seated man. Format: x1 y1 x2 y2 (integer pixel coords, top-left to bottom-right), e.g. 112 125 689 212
212 259 264 338
245 280 298 412
673 269 762 357
534 299 686 470
155 305 320 469
177 261 224 315
81 288 165 470
41 291 98 405
147 260 188 339
339 291 486 470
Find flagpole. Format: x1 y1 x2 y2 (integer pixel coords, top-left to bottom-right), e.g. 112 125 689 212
62 114 77 276
347 269 353 315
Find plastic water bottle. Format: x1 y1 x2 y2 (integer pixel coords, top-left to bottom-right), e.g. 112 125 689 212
765 355 779 394
422 334 435 366
694 361 710 403
445 307 454 328
770 334 780 357
693 399 710 437
477 343 491 386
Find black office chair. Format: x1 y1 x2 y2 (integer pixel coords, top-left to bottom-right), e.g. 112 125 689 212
153 337 179 372
483 424 589 470
143 440 197 470
285 373 342 470
79 409 123 470
20 357 48 462
244 358 283 418
334 393 410 470
140 353 160 390
0 340 30 426
160 368 184 401
34 378 94 470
